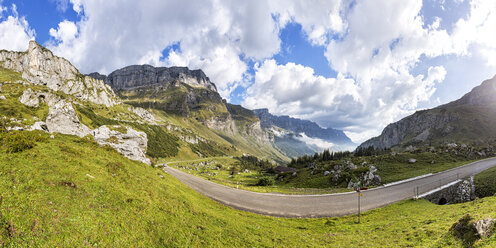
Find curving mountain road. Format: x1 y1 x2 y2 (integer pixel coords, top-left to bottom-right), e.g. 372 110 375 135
163 157 496 218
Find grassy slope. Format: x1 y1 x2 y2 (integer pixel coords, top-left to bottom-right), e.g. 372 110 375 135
1 133 496 247
474 166 496 198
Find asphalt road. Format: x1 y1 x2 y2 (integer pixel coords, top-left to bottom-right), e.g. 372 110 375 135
163 157 496 218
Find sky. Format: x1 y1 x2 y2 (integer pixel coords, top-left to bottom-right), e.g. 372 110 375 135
1 0 496 144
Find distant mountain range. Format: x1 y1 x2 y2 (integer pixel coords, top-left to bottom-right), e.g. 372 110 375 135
253 108 355 156
359 75 496 150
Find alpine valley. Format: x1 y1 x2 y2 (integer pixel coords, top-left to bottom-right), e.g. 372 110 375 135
0 41 353 166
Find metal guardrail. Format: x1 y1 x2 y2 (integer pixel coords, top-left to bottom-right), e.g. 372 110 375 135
413 173 460 199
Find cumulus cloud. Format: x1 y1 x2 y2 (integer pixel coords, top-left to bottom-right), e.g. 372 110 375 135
295 133 335 151
46 0 282 99
0 4 35 51
49 20 78 43
269 0 345 45
243 59 445 143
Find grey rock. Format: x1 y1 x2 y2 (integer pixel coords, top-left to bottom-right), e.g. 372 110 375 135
473 219 495 238
324 171 330 176
0 41 119 107
0 95 5 100
408 158 417 164
46 100 92 137
95 64 217 92
29 121 48 132
93 125 150 165
128 106 157 124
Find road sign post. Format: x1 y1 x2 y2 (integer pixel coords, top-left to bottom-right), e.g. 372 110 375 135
354 186 367 223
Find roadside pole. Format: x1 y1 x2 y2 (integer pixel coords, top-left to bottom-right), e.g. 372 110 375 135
358 190 361 223
354 186 367 223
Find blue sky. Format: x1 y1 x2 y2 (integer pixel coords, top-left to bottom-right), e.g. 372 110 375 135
1 0 496 143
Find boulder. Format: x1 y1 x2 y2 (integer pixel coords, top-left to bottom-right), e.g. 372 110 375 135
93 125 150 165
324 171 330 176
408 158 417 164
46 100 92 137
0 95 5 100
19 88 40 107
473 218 495 238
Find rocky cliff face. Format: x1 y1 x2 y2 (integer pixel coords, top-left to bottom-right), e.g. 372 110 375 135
90 65 236 133
253 108 354 145
96 64 217 91
359 75 496 150
0 41 119 107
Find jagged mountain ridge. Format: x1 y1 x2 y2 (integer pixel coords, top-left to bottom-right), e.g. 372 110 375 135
253 108 354 145
93 64 217 91
359 75 496 150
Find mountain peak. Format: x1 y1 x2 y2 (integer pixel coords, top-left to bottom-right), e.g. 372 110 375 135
97 64 217 92
358 74 496 150
253 108 354 146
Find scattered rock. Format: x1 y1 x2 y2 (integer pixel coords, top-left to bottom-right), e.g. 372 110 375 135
324 171 330 176
128 106 157 124
408 158 417 164
447 143 458 148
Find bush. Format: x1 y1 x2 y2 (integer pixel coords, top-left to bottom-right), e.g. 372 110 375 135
2 131 45 153
256 176 275 186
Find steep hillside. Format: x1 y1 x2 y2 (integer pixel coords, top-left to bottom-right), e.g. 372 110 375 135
359 75 496 150
1 131 496 247
89 65 288 162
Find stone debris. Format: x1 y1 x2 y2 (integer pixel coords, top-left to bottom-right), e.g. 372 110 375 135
128 106 157 124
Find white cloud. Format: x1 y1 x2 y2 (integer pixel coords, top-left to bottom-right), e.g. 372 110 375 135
243 59 446 144
295 132 335 151
269 0 345 45
49 20 77 43
47 0 282 99
0 4 35 51
52 0 69 12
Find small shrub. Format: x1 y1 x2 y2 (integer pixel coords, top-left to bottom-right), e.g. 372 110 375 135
256 176 275 186
450 214 479 246
106 136 119 144
2 131 41 153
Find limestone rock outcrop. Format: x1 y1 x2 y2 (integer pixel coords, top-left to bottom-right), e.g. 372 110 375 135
93 126 150 165
18 88 149 164
95 64 217 91
0 40 119 107
19 88 91 137
128 106 157 124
